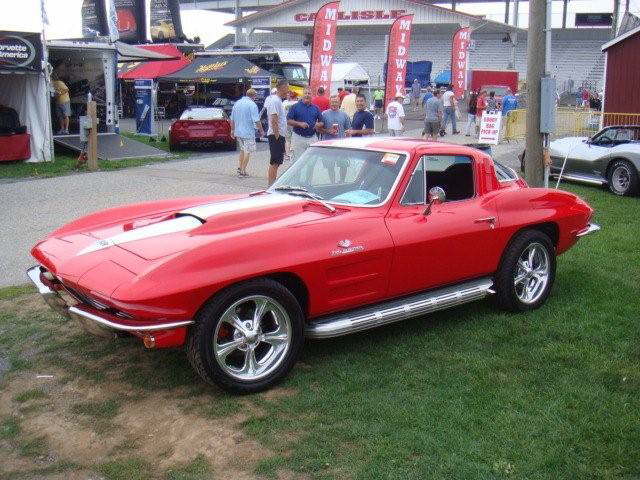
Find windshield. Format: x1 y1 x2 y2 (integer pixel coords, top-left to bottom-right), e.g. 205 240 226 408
180 108 225 120
484 86 509 97
281 64 308 82
270 146 407 206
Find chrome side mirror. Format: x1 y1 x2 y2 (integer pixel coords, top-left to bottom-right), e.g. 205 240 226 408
423 186 446 215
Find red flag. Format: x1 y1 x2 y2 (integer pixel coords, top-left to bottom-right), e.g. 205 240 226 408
384 14 414 108
451 27 471 98
309 1 340 95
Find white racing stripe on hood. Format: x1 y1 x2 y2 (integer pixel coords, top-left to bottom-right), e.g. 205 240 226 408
179 192 301 220
77 215 202 256
76 194 303 256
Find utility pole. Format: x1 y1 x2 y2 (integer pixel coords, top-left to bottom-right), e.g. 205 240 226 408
612 0 620 38
234 0 242 45
525 0 546 187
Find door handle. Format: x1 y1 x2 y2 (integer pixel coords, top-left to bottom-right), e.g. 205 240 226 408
474 216 496 228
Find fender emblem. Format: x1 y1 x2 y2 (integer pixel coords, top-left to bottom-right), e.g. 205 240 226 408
331 239 364 256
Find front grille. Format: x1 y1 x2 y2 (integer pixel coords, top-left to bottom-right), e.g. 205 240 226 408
60 282 133 319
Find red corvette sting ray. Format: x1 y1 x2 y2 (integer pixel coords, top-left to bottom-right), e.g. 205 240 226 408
28 138 600 393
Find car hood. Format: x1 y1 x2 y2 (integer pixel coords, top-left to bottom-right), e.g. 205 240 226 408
32 193 315 296
550 136 589 154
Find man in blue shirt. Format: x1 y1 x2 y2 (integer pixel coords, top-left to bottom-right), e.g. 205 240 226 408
501 89 518 117
501 89 518 141
346 94 375 137
230 88 263 177
287 88 323 160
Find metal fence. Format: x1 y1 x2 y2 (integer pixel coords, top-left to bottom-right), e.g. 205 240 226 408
504 109 640 141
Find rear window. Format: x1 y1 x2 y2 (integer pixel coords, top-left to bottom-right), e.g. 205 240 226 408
180 108 225 120
494 161 518 182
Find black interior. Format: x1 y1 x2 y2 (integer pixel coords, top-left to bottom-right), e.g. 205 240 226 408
426 162 474 201
0 106 27 136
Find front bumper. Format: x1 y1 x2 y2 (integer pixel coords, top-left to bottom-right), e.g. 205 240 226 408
576 223 601 237
27 266 194 343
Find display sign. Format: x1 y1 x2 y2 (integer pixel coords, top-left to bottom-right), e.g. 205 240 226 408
0 32 42 73
575 13 613 27
115 0 142 42
478 111 502 145
82 0 146 43
294 9 406 22
251 76 271 101
134 79 155 136
451 27 471 99
384 14 413 108
309 1 340 96
150 0 184 42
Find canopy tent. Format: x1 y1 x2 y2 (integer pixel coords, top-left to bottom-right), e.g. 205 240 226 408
119 44 190 80
434 70 452 86
0 31 52 163
160 55 274 83
330 63 370 94
115 42 178 62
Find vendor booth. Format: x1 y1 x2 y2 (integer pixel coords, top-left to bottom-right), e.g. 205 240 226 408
330 63 370 95
0 31 52 162
159 55 275 107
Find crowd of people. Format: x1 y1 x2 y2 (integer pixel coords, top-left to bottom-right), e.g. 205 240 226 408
228 81 521 185
230 81 375 184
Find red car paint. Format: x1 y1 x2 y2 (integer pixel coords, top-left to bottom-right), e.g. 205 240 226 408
31 139 594 349
169 108 235 150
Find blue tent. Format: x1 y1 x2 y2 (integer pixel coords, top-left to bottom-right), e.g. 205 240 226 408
433 70 451 86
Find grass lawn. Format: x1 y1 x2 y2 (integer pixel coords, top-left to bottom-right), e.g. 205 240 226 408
0 184 638 479
0 132 181 180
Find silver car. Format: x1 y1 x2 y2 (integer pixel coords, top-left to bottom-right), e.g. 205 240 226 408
547 125 640 196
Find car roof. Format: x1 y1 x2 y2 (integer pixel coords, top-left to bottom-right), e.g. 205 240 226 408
313 137 486 156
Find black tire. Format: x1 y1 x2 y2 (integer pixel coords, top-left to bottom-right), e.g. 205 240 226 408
169 142 180 152
187 278 304 394
494 230 556 312
607 159 639 196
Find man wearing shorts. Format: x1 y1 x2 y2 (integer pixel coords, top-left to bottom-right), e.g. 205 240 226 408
265 79 289 186
52 76 71 135
423 90 443 141
230 88 263 177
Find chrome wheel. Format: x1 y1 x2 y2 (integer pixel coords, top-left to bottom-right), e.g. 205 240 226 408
612 165 631 193
213 295 292 381
514 242 550 304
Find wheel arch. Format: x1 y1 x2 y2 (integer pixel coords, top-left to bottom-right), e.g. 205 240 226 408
194 271 310 322
498 222 559 271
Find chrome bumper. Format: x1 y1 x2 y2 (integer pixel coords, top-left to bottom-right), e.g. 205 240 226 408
26 266 194 338
576 223 601 237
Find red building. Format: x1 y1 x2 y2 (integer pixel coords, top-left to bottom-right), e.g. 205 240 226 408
601 26 640 114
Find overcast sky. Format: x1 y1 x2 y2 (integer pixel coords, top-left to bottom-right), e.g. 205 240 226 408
3 0 639 47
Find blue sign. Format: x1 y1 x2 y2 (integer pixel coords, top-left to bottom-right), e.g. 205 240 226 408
134 79 154 136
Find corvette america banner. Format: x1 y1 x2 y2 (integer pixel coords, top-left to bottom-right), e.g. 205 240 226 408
384 14 413 107
451 27 471 98
0 32 42 73
309 1 340 95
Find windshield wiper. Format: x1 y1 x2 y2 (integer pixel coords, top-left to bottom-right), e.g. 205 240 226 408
273 186 336 213
273 185 309 193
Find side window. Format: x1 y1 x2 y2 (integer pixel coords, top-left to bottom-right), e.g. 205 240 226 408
494 161 518 182
401 157 426 205
425 155 474 201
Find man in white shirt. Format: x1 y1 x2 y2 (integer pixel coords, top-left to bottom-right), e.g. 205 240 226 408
385 94 405 136
265 79 290 186
441 85 460 135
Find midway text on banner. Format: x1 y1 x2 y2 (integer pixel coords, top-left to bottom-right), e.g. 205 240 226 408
309 1 340 95
384 14 414 108
451 27 471 99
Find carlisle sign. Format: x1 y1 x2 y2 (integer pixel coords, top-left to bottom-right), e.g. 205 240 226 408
0 32 42 73
294 9 407 22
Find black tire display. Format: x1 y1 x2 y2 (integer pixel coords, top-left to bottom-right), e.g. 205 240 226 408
187 278 304 394
607 159 639 196
494 230 556 312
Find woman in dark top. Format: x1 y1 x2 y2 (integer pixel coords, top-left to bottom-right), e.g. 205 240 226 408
465 91 478 137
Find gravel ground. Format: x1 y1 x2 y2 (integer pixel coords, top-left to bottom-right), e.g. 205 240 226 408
0 121 523 287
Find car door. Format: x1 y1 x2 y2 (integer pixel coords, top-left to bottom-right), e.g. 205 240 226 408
384 153 501 298
566 131 613 175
